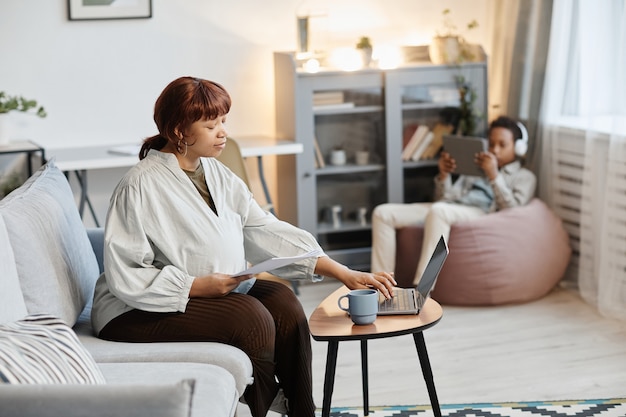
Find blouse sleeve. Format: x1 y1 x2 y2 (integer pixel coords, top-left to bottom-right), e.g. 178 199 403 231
241 196 324 281
490 168 537 209
103 182 193 313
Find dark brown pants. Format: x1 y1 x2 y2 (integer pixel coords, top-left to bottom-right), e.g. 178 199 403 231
99 279 315 417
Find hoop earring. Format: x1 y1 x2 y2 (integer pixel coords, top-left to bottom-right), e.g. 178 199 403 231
176 138 188 157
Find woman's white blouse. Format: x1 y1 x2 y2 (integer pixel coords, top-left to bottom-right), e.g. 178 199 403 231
91 150 323 334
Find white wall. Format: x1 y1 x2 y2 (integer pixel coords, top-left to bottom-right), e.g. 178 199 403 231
1 0 488 147
0 0 488 222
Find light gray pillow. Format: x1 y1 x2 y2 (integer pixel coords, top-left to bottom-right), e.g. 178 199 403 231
0 215 27 324
0 379 195 417
0 314 105 384
0 161 99 326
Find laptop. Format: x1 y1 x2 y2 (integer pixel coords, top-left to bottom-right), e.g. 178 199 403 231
378 235 449 315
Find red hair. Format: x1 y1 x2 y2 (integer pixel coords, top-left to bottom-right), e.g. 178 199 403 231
140 77 231 160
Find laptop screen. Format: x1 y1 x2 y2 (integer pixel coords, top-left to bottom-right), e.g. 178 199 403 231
415 236 449 297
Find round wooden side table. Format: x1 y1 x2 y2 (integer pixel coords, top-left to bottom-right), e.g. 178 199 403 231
309 285 444 417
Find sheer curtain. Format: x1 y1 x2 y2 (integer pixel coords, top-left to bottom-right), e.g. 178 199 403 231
539 0 626 319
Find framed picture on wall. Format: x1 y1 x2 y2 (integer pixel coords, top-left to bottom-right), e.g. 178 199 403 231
68 0 152 21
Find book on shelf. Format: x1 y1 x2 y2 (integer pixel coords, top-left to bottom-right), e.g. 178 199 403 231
411 131 434 161
402 124 418 150
313 91 356 111
312 102 355 111
420 123 454 159
313 91 344 105
313 137 325 168
401 125 429 161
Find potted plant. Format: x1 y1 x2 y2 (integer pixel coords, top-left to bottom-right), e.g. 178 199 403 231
0 91 47 145
0 92 47 118
429 9 478 65
455 75 481 135
355 36 373 68
427 10 483 135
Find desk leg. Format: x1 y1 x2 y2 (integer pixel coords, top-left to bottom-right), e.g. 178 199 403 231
72 170 101 227
255 156 275 215
26 152 33 177
360 340 370 416
413 332 442 417
321 341 339 417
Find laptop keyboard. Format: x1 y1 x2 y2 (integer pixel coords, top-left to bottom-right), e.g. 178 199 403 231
379 289 414 312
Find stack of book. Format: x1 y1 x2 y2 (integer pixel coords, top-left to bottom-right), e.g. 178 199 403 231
401 123 454 161
312 91 355 111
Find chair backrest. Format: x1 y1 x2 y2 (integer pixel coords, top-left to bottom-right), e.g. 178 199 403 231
216 137 251 191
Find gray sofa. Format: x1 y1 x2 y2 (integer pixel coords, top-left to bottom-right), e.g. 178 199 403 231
0 161 254 417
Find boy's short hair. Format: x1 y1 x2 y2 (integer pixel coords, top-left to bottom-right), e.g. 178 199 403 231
489 116 522 140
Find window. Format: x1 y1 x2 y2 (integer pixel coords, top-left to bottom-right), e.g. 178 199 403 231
543 0 626 135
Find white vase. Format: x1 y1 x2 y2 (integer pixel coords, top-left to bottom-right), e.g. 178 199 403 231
358 47 373 68
330 149 346 166
429 36 460 64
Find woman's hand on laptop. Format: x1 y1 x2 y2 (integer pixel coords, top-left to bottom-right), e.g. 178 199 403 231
365 271 397 299
344 270 396 299
314 256 396 299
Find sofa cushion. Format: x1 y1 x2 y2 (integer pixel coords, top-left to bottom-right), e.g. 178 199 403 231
100 362 238 417
0 314 105 384
0 379 195 417
75 328 254 397
0 215 27 324
0 161 99 326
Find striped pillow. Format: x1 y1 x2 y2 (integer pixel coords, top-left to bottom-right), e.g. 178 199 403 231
0 314 106 384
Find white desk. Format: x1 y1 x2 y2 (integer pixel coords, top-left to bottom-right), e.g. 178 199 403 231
234 136 303 215
47 137 302 226
0 140 46 177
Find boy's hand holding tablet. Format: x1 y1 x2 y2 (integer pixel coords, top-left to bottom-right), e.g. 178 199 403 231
441 135 489 177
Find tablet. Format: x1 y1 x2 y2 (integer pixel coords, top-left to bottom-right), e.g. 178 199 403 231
442 135 488 177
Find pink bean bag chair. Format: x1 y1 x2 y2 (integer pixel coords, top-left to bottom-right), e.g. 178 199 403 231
394 199 571 305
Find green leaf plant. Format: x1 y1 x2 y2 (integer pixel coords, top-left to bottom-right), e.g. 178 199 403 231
455 75 481 136
0 92 47 118
356 36 372 50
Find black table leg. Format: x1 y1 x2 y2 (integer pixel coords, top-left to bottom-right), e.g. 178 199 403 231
26 151 33 176
322 341 339 417
413 332 442 417
360 340 369 416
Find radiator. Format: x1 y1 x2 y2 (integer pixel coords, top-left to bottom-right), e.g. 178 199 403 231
548 126 586 287
549 125 626 294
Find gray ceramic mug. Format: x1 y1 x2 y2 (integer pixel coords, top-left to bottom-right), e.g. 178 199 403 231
337 289 378 325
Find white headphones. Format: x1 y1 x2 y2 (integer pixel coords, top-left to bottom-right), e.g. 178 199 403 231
515 121 529 157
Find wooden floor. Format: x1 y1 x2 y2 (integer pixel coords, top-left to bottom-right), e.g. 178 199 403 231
236 279 626 416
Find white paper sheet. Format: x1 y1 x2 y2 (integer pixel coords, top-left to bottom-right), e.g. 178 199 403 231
232 249 322 277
